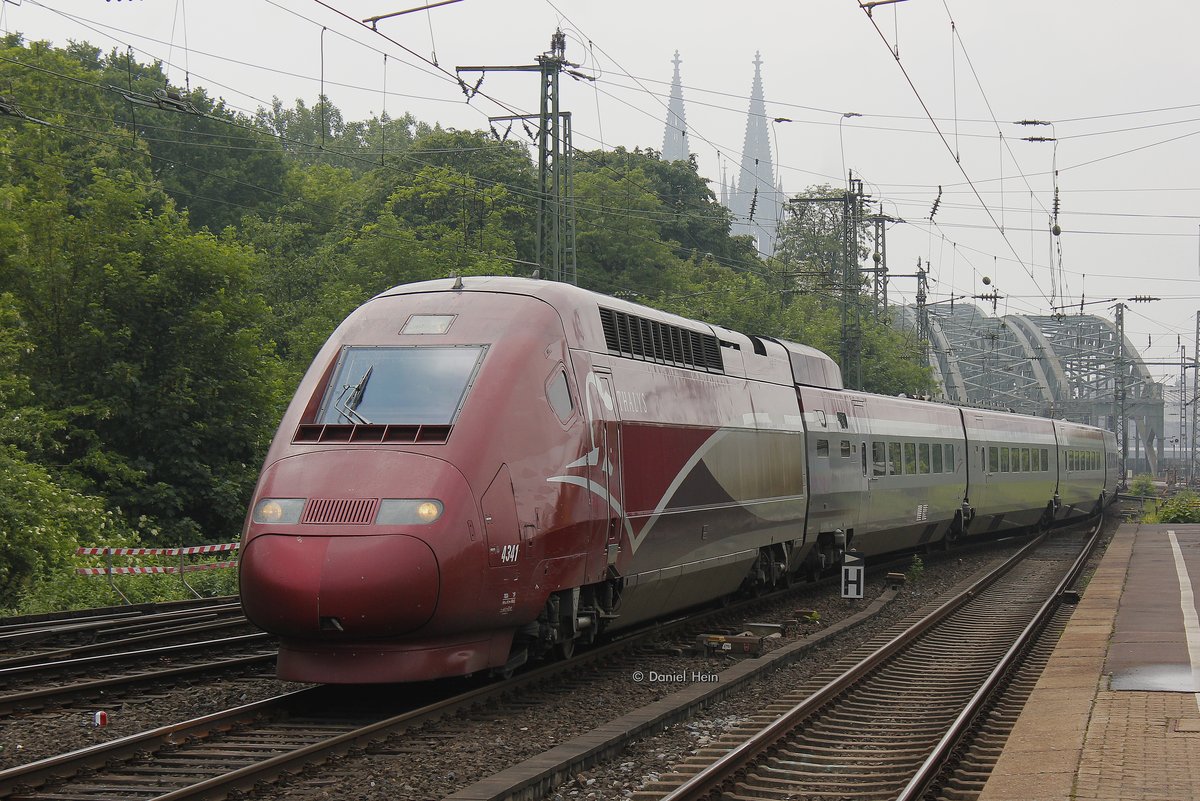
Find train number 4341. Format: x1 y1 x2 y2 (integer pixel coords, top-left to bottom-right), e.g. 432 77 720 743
500 543 520 563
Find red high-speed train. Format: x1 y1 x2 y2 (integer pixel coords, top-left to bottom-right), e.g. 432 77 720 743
239 276 1118 683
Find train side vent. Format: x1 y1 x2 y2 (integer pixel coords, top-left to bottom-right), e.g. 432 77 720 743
598 307 724 373
294 423 451 444
302 498 379 525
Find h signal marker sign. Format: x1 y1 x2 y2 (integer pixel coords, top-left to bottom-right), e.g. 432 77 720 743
842 551 865 599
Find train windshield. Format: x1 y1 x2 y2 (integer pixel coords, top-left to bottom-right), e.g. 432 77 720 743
315 345 487 426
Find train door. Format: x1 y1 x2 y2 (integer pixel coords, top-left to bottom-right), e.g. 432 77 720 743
970 414 994 519
852 399 874 530
849 399 871 540
591 371 625 565
482 465 521 569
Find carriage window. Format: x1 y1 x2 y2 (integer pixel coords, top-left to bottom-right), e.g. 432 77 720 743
872 442 887 477
815 410 827 428
836 411 849 430
316 345 486 426
932 443 943 473
946 444 955 472
841 440 852 458
904 443 917 475
988 446 999 473
889 442 902 475
1000 448 1010 473
817 439 830 457
1041 449 1049 471
546 368 574 423
1022 448 1032 472
918 443 931 473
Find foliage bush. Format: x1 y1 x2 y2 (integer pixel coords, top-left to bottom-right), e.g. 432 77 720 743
906 554 925 584
1144 491 1200 525
1129 474 1157 497
12 551 239 615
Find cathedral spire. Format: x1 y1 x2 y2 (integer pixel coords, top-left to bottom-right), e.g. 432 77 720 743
661 50 689 162
728 52 781 256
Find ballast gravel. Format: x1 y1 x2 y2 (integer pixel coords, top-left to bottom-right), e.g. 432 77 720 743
0 539 1063 801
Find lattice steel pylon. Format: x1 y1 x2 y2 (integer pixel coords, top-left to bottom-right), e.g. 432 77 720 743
457 30 578 284
897 304 1164 476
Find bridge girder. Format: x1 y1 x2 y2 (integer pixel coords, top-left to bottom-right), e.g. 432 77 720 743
900 304 1164 475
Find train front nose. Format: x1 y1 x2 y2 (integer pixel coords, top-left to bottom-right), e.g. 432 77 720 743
241 531 439 637
239 449 474 640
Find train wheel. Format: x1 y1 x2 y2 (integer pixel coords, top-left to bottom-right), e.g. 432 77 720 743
554 637 576 661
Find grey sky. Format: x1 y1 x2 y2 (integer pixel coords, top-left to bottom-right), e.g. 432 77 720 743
5 0 1199 385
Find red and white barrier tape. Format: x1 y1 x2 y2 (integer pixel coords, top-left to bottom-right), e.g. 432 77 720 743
76 542 239 557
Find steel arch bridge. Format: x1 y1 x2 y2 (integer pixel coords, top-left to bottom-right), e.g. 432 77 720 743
895 304 1164 474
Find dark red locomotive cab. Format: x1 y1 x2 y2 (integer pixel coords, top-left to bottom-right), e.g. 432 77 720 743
240 280 599 683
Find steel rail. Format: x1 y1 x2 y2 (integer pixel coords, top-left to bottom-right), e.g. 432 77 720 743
0 596 239 635
657 529 1054 801
895 515 1105 800
0 603 244 646
0 632 271 679
0 538 1011 800
0 560 884 799
0 616 257 669
0 651 276 715
0 689 316 796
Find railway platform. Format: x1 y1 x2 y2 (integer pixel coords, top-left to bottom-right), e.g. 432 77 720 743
979 523 1200 801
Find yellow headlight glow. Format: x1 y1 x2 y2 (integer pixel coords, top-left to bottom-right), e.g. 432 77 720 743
251 498 305 525
376 499 444 525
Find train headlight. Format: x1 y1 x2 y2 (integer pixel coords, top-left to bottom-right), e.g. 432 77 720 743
252 498 305 524
376 499 444 525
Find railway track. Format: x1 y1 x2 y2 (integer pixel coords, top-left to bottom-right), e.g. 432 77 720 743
622 520 1102 801
0 598 277 716
0 553 913 800
0 600 247 655
0 632 277 716
0 596 239 635
0 533 1048 800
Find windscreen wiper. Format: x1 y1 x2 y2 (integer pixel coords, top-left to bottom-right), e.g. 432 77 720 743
334 366 374 424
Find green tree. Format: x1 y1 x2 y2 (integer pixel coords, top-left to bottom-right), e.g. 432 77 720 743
0 117 286 542
580 147 754 269
0 295 138 609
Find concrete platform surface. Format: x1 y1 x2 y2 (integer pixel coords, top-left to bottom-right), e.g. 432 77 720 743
979 524 1200 801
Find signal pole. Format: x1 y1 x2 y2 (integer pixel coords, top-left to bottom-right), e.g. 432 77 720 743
1193 311 1199 484
864 209 898 317
457 31 580 283
786 178 867 389
1114 302 1128 481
